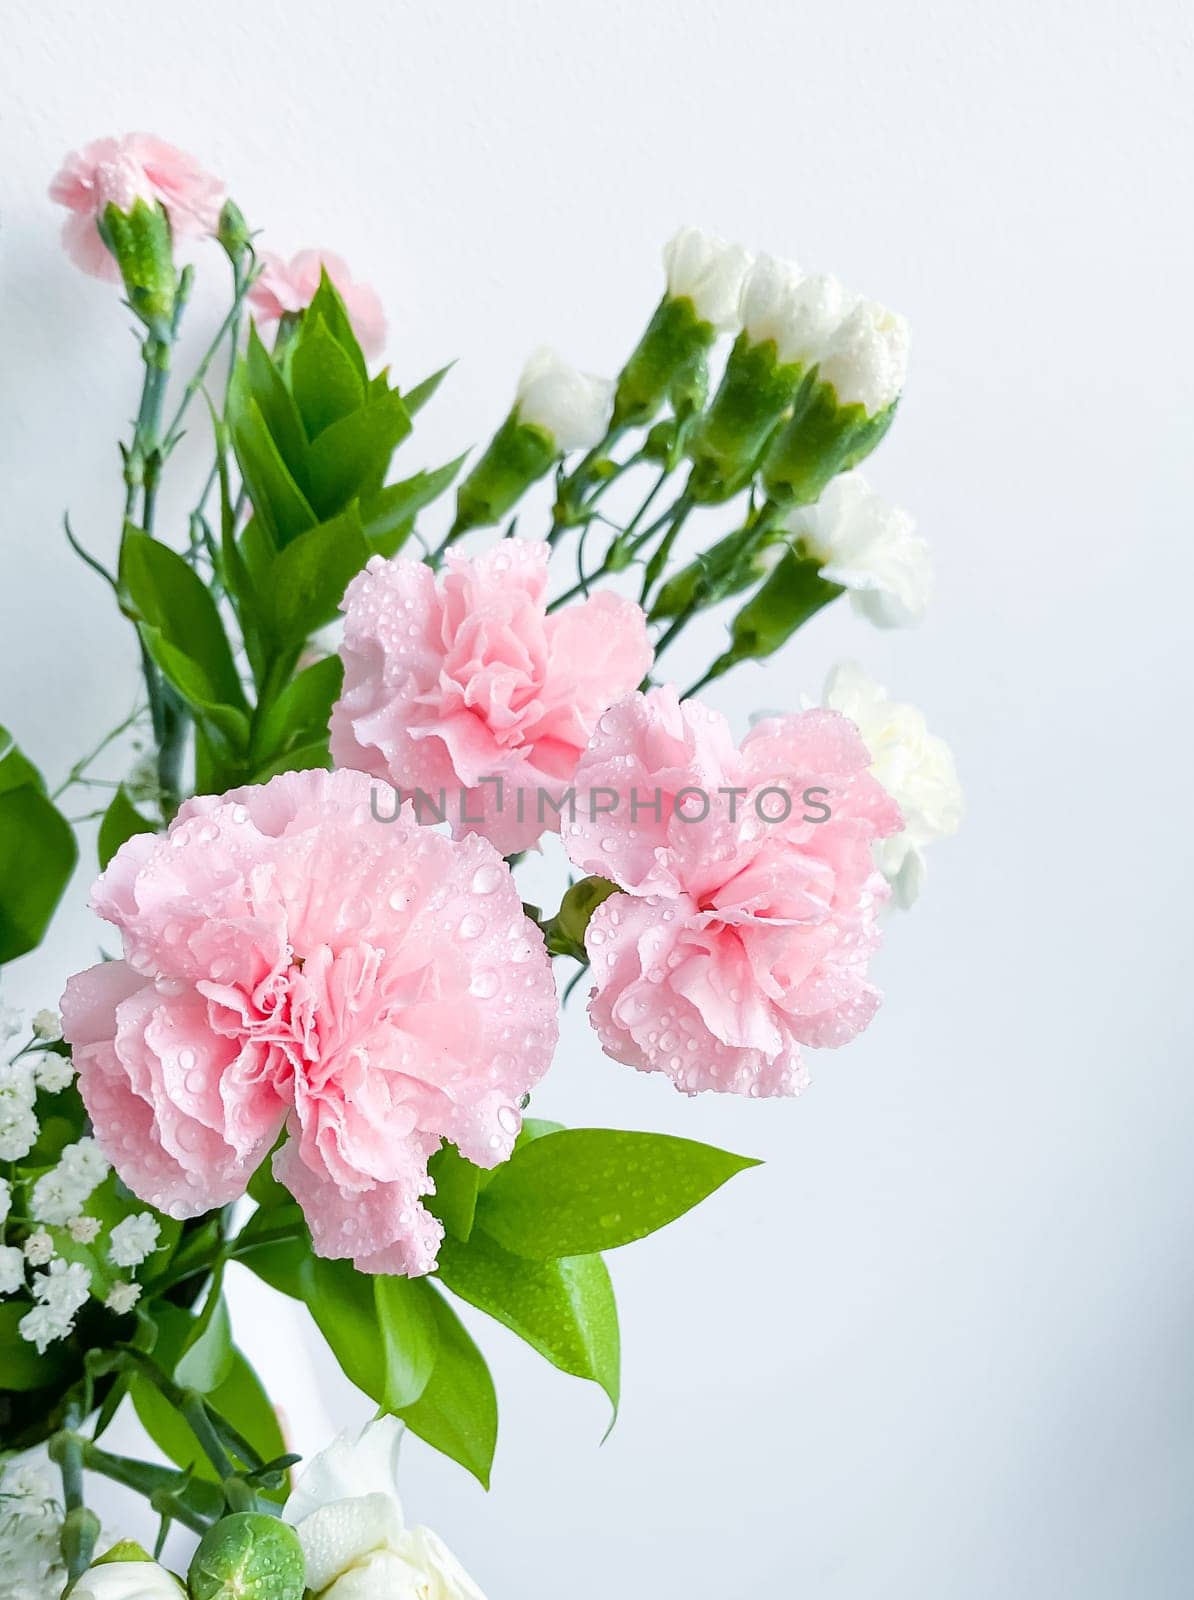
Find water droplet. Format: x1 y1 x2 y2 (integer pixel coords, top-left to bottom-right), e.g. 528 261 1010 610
459 913 485 940
470 969 500 1000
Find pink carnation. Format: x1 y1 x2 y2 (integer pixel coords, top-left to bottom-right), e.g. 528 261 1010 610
562 688 903 1097
249 250 387 358
49 133 224 280
60 769 557 1277
331 541 653 856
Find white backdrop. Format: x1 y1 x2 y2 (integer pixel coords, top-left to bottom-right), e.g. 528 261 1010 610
3 3 1193 1595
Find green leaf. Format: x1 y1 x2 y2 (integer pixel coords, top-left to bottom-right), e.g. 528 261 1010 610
230 391 319 550
401 362 453 416
0 782 77 965
0 725 45 795
305 391 412 517
139 626 251 752
475 1129 761 1259
426 1142 481 1242
374 1274 440 1410
304 1256 385 1400
250 738 333 784
97 784 157 869
305 271 368 387
437 1232 619 1413
175 1282 235 1393
120 529 246 710
289 315 366 440
359 454 467 552
396 1284 497 1488
242 324 310 483
263 507 370 647
252 655 342 766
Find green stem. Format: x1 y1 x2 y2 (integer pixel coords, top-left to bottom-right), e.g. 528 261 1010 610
51 1410 100 1581
162 257 259 454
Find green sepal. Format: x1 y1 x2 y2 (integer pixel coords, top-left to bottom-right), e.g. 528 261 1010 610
710 546 844 675
762 378 897 505
612 294 715 429
451 412 557 536
687 335 809 503
543 876 619 959
187 1513 304 1600
97 198 176 330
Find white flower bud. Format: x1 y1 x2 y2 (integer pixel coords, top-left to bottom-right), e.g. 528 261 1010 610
823 661 963 906
787 472 931 628
23 1230 54 1266
662 226 752 332
515 346 614 453
31 1010 62 1042
71 1560 185 1600
817 298 909 414
739 258 852 368
106 1280 142 1315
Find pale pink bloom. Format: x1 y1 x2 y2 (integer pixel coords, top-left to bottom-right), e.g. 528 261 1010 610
250 250 387 357
49 133 224 279
60 769 557 1277
563 688 902 1096
331 541 654 856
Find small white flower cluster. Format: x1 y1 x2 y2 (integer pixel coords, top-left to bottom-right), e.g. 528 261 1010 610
0 1060 39 1161
31 1136 110 1225
20 1258 93 1354
515 345 615 453
785 471 933 628
0 1459 67 1600
666 227 909 415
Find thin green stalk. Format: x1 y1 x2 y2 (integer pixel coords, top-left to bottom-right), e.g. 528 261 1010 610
51 1409 100 1581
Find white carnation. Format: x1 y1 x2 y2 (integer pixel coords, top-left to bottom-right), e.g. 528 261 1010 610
516 346 614 453
285 1417 485 1599
739 257 852 368
817 298 910 415
663 226 751 332
786 472 932 628
823 661 963 907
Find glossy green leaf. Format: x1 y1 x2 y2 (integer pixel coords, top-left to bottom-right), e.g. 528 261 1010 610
305 390 412 517
401 362 453 416
0 725 44 795
426 1142 481 1242
120 529 246 710
375 1274 440 1410
250 738 333 784
230 390 318 550
396 1285 497 1488
138 626 251 751
359 454 467 550
263 508 370 646
304 271 368 386
175 1284 235 1393
242 324 310 481
437 1232 619 1412
304 1256 385 1400
475 1129 760 1259
0 782 77 965
289 315 366 440
252 655 343 766
97 784 157 869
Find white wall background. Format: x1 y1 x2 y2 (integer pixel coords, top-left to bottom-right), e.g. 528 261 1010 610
3 2 1193 1595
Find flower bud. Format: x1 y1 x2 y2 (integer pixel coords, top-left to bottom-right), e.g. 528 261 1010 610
452 347 612 536
612 227 749 428
762 299 908 505
216 198 252 260
97 197 177 331
544 875 619 959
70 1558 185 1600
688 262 851 503
188 1513 305 1600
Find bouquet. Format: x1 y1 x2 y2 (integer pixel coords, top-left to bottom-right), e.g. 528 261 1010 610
0 131 961 1598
